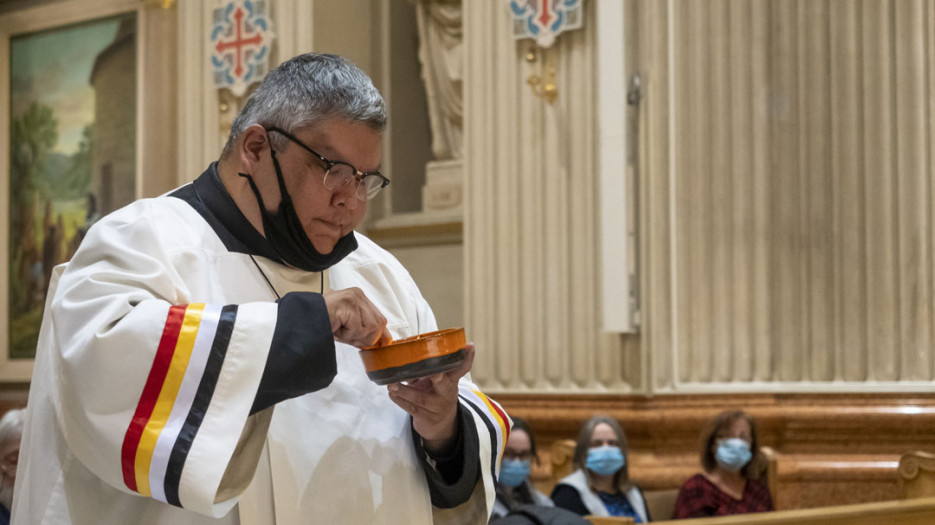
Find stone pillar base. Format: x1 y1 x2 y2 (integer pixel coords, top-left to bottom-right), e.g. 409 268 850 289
422 159 463 213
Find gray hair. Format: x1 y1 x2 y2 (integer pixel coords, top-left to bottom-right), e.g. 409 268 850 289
0 409 24 447
221 52 386 159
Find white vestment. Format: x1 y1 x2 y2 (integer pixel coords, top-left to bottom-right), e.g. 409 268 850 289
13 173 507 525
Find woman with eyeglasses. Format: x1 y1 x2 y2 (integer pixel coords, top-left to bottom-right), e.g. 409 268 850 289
490 418 554 520
550 416 649 522
672 410 773 519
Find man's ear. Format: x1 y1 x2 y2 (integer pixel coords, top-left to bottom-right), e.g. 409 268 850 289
238 124 271 171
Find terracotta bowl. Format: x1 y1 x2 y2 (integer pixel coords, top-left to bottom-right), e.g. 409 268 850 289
359 327 467 385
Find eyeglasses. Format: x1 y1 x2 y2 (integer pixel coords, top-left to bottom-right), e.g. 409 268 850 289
503 449 535 461
717 435 751 443
266 127 390 201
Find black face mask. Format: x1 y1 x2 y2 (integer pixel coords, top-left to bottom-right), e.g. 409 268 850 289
238 148 357 272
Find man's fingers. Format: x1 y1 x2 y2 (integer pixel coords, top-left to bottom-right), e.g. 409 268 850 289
372 327 393 347
445 342 475 380
386 343 468 445
323 287 389 348
388 383 446 417
386 341 476 414
407 372 448 390
398 343 473 397
387 391 420 416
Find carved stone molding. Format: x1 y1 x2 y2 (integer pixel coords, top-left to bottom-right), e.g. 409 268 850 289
900 451 935 499
900 452 935 480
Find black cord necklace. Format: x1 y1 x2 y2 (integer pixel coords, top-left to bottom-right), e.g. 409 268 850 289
249 254 281 300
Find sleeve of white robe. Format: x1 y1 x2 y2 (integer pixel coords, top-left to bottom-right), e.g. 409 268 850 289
49 201 337 517
405 273 512 521
330 233 511 523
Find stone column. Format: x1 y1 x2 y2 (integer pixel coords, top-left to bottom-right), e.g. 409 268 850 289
462 2 640 392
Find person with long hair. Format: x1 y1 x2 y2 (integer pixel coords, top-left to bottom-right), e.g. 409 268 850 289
672 410 773 518
550 416 649 522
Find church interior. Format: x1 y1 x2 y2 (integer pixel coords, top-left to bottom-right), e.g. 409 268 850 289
1 0 935 522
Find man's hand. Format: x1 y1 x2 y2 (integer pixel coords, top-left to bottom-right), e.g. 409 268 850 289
387 343 476 454
323 287 391 348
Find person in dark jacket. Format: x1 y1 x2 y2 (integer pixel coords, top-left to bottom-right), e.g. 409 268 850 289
551 416 649 522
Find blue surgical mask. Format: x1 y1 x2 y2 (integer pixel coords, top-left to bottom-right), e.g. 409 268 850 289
586 446 625 476
716 438 752 472
499 458 531 487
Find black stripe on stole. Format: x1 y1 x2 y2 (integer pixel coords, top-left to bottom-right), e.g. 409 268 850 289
459 394 499 482
163 304 238 507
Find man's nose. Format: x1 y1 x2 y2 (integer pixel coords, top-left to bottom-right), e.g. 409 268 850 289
332 180 359 209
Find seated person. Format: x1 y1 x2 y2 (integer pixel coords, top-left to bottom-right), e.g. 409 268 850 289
490 417 554 520
673 409 774 519
0 409 24 525
550 416 649 522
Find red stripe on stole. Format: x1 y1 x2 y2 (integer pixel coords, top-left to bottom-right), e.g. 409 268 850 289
120 305 186 491
487 397 510 441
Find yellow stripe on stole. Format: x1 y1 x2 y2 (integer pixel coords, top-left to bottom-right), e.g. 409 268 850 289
134 303 205 495
473 389 508 456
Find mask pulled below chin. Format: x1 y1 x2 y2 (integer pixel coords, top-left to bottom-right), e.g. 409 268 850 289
238 148 357 272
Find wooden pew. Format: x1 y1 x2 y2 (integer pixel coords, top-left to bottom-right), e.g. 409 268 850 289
500 392 935 510
650 497 935 525
549 439 576 488
584 517 634 524
545 439 779 521
899 451 935 499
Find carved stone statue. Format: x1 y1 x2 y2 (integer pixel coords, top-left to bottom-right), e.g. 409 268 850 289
413 0 464 213
413 0 462 161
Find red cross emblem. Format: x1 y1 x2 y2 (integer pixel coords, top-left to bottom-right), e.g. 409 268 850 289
215 7 263 78
210 0 274 96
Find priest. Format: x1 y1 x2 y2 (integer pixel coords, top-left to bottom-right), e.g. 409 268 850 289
13 52 508 525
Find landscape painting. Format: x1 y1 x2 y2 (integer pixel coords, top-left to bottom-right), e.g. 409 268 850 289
7 12 137 362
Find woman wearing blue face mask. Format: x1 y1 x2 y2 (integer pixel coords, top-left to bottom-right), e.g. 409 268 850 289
550 416 649 522
490 418 554 521
673 410 773 519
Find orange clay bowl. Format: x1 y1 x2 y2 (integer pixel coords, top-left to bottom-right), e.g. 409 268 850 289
359 327 467 385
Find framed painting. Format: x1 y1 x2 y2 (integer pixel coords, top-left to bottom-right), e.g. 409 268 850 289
0 0 144 382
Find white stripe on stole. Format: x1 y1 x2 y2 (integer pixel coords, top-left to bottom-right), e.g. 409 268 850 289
458 386 505 475
149 303 222 502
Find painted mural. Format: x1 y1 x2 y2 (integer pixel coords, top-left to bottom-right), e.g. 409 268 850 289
8 13 137 359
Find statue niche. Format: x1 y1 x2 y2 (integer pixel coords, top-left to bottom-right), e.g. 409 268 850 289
413 0 463 214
